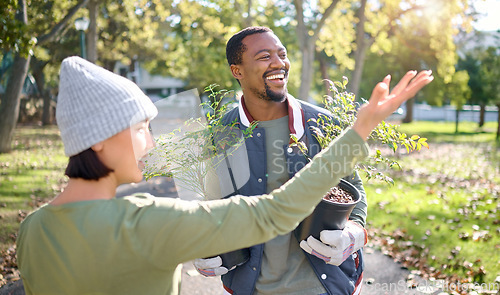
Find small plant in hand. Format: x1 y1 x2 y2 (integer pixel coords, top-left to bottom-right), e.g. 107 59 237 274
292 77 429 201
142 84 256 199
292 77 429 241
142 85 257 269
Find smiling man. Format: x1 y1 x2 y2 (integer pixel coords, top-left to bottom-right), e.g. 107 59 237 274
230 29 290 106
195 26 368 295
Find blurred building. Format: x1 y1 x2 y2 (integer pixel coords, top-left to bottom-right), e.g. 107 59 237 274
115 61 186 102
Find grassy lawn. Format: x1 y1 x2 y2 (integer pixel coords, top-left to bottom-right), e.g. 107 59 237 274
0 121 498 291
364 120 499 290
0 125 67 251
395 120 499 143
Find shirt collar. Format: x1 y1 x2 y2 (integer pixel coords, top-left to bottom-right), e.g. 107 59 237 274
238 93 305 139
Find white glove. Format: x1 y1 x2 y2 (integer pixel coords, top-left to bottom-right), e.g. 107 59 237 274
299 221 368 266
193 256 228 277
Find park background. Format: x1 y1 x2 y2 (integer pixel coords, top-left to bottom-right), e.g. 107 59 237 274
0 0 499 294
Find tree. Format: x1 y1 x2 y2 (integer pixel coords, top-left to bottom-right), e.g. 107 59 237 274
118 0 299 97
447 70 471 133
26 1 87 126
0 0 88 153
349 0 425 96
86 0 99 63
479 47 500 139
95 2 162 73
315 0 357 95
457 52 488 126
143 0 270 92
31 56 51 125
293 0 341 102
0 0 31 153
350 0 472 123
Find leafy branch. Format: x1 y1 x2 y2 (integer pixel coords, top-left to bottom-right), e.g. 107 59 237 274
291 77 429 185
142 85 256 199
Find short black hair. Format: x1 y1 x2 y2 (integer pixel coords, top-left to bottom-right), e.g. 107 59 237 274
65 148 114 181
226 26 273 66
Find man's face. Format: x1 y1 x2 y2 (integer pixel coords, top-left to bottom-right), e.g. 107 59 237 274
235 32 290 102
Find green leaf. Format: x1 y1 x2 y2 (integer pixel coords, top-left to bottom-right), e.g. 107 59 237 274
342 76 349 88
334 81 343 89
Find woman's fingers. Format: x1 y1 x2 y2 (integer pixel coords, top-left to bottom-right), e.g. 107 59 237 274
411 70 433 83
377 70 433 113
368 81 389 106
382 74 391 87
369 70 433 114
400 70 433 99
353 70 433 140
390 71 417 96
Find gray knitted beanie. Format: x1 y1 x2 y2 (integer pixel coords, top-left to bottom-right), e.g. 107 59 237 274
56 56 158 157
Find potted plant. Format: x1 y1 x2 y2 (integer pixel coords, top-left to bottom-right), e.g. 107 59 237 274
291 77 428 240
294 179 361 240
142 85 256 269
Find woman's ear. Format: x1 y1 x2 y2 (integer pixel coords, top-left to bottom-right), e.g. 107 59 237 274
91 142 104 152
230 64 243 80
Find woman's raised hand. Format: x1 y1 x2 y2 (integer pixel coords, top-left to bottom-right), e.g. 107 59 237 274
352 70 434 140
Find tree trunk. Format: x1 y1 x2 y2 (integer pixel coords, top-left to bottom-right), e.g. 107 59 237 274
318 54 331 95
0 0 31 153
298 40 315 102
294 0 339 103
32 58 52 125
0 0 87 152
41 87 53 125
402 98 414 123
479 103 485 128
0 54 31 153
497 103 500 140
245 0 253 27
129 58 137 83
350 0 368 96
455 109 460 133
87 0 98 63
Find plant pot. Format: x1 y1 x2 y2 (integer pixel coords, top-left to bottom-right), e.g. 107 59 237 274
294 179 361 241
207 248 250 270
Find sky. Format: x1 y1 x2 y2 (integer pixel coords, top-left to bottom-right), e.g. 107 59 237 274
472 0 500 31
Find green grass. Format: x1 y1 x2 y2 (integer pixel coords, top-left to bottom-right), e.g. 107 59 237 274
365 182 498 284
0 122 499 289
364 120 499 287
0 125 67 250
395 121 498 143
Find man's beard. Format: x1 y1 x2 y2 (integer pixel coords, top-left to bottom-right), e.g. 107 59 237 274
253 81 287 102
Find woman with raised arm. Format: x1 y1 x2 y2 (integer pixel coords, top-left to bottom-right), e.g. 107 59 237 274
16 56 432 295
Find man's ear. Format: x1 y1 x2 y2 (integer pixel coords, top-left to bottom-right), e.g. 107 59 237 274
230 64 243 80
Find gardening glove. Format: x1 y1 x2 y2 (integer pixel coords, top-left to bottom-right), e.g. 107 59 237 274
193 256 228 277
300 221 368 266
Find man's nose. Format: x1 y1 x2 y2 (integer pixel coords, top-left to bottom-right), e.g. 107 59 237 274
270 54 286 68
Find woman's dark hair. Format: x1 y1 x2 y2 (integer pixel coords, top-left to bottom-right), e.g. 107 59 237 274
65 148 113 180
226 26 273 66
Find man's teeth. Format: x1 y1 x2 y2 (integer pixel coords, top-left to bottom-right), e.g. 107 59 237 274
266 74 285 80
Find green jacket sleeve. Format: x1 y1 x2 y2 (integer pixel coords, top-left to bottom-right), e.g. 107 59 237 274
125 128 369 267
